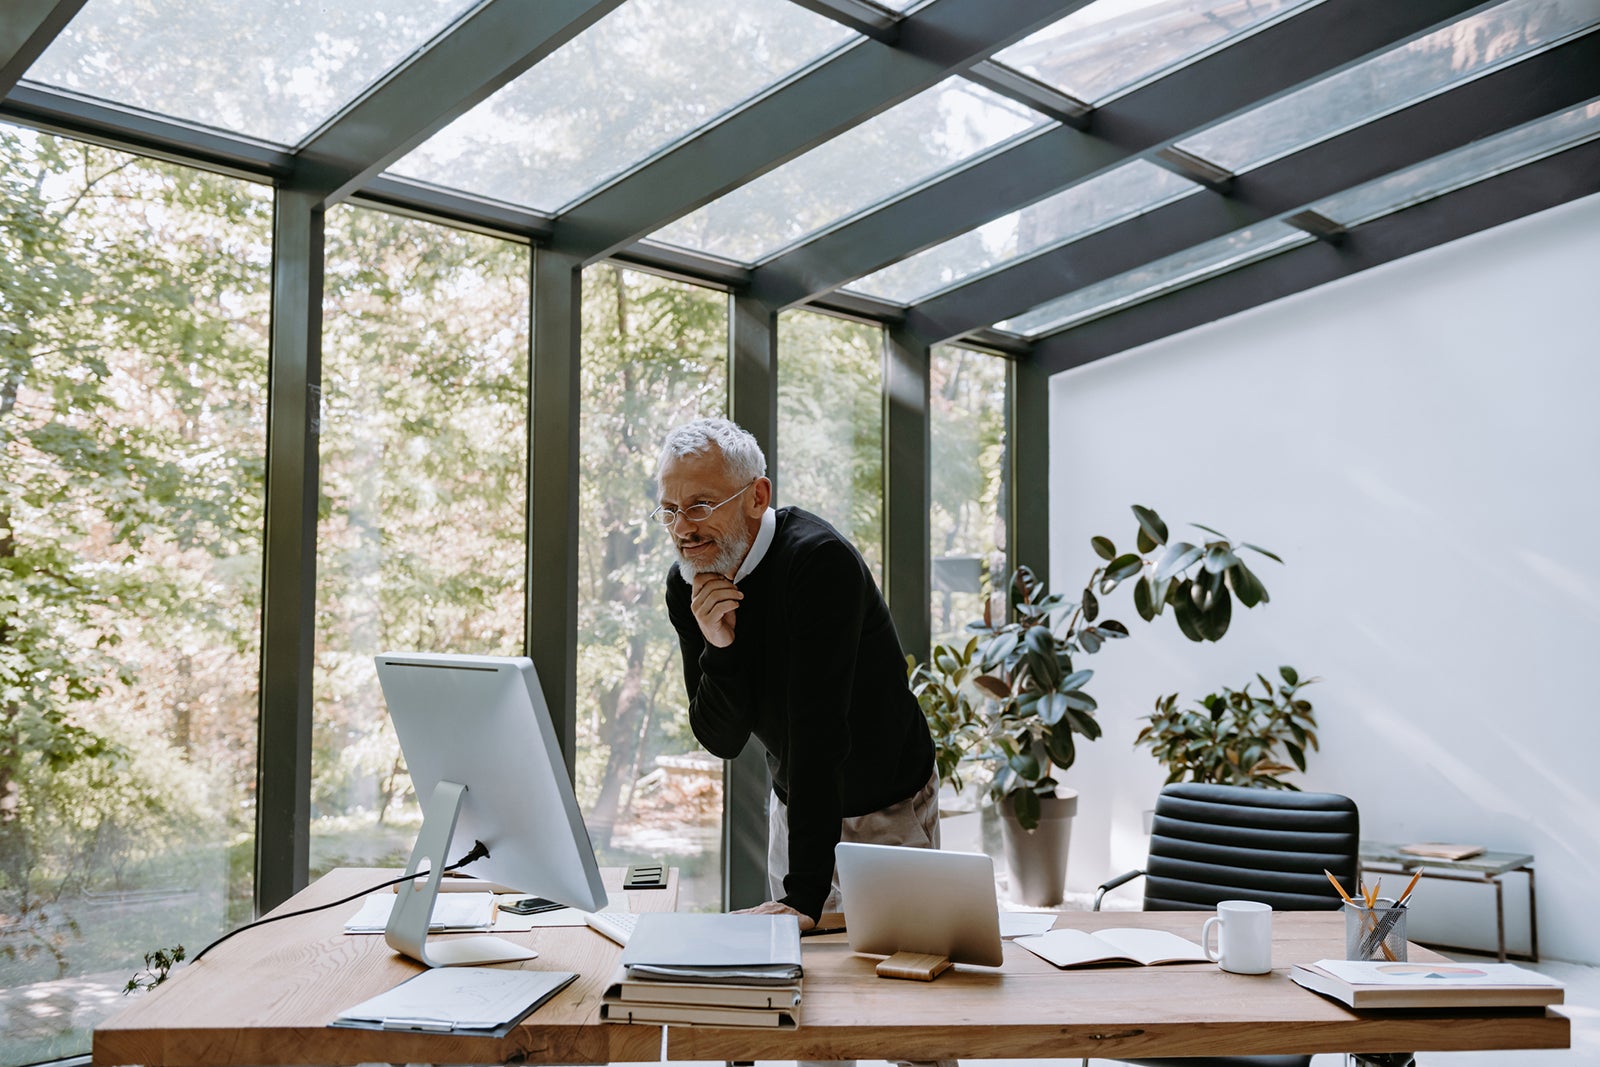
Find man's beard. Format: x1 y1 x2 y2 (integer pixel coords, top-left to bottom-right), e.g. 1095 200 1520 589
675 524 752 578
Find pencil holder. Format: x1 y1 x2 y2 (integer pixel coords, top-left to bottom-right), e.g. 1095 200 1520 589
1344 898 1408 962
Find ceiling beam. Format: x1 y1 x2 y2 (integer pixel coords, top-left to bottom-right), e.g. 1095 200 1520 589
293 0 626 206
904 32 1600 343
747 0 1493 309
0 0 86 98
0 84 296 178
1029 136 1600 376
547 0 1076 264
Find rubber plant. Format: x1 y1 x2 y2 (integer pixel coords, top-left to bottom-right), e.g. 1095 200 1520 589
966 505 1282 828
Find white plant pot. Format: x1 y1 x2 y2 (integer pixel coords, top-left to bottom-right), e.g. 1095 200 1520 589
998 789 1079 907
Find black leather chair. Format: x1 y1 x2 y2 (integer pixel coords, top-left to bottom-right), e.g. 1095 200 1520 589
1087 781 1361 1067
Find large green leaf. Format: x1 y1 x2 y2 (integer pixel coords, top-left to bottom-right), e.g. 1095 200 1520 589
1155 542 1203 582
1133 576 1155 621
1203 544 1240 574
1043 727 1077 770
1060 668 1093 692
1243 542 1284 563
1196 585 1233 641
1131 504 1168 546
1010 788 1042 831
1037 691 1068 725
1082 587 1099 622
1226 558 1266 607
1105 552 1143 582
1091 535 1115 561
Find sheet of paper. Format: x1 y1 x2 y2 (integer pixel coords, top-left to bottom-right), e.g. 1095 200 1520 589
344 891 494 933
998 912 1058 939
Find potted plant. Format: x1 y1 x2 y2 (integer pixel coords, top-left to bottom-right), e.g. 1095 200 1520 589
944 505 1282 905
1136 666 1320 788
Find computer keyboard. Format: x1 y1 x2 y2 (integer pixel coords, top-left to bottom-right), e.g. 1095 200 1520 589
584 910 638 945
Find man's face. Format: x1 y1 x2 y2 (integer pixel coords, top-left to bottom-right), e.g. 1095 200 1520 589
657 448 767 578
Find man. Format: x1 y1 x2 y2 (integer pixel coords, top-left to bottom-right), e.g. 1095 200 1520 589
656 417 940 929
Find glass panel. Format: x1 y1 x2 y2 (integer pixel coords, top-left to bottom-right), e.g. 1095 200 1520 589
997 222 1310 336
311 205 530 882
995 0 1317 105
777 311 885 584
577 265 729 913
1315 98 1600 227
929 346 1008 647
1180 0 1600 172
655 79 1047 264
0 125 270 1065
26 0 476 147
390 0 854 212
848 160 1198 303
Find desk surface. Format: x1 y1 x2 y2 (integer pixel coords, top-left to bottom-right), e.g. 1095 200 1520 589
94 867 1571 1065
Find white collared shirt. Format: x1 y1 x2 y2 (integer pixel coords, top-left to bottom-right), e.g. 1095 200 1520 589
733 507 777 583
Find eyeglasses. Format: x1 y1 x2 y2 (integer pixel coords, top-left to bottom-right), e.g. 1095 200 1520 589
649 480 756 526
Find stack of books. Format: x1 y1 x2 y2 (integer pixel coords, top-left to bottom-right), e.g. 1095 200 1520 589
601 912 803 1028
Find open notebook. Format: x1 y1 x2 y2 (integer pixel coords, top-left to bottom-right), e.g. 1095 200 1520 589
1014 927 1208 968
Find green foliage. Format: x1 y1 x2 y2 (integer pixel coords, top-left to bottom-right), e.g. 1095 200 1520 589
930 505 1281 829
906 638 988 795
123 945 185 994
1136 667 1320 789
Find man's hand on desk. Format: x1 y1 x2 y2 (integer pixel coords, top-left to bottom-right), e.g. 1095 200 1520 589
733 899 815 932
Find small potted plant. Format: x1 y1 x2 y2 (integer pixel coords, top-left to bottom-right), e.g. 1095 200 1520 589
1136 666 1321 788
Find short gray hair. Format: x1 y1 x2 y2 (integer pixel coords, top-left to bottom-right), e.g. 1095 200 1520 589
657 417 767 485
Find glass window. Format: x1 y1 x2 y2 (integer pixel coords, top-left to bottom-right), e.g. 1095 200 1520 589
929 346 1009 646
1179 0 1600 173
0 126 270 1066
654 79 1048 264
776 311 885 583
311 205 530 882
26 0 477 147
847 160 1198 304
997 222 1311 337
577 265 729 913
390 0 854 213
1314 98 1600 227
994 0 1317 105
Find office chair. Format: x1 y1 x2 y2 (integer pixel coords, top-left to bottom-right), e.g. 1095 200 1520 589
1086 781 1361 1067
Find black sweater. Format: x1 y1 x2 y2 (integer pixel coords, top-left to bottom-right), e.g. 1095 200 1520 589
665 507 934 920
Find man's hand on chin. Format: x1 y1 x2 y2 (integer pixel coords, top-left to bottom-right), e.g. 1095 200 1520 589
690 571 741 648
731 899 815 932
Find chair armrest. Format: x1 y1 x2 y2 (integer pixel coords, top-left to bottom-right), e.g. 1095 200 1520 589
1092 868 1145 911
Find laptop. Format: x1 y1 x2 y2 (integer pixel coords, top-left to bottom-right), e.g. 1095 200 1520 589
834 842 1004 967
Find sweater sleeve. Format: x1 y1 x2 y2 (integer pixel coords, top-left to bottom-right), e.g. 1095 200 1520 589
666 567 756 759
774 541 867 921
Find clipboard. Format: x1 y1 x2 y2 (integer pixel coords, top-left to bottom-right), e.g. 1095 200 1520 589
330 967 576 1038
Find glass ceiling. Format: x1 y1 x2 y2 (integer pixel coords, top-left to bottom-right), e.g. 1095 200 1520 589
1313 97 1600 228
27 0 478 147
1180 0 1600 173
389 0 855 213
846 160 1199 304
997 222 1312 337
993 0 1319 106
651 77 1047 264
6 0 1595 354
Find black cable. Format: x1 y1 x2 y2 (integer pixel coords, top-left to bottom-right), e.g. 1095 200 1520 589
189 840 491 964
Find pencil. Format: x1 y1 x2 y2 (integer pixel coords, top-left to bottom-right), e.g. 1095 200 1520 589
1396 870 1424 906
1325 869 1355 904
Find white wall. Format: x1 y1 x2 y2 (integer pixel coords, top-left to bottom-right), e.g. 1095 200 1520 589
1048 190 1600 964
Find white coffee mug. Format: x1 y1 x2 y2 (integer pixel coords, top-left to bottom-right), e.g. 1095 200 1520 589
1201 899 1273 974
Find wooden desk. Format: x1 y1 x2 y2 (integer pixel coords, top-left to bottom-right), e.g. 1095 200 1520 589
95 870 1571 1065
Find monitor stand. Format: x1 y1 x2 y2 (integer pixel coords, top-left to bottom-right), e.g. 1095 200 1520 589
385 780 536 967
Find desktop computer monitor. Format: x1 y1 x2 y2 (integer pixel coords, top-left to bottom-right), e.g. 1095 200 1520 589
375 651 608 967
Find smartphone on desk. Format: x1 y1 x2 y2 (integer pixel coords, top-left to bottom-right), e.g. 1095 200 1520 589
500 896 564 915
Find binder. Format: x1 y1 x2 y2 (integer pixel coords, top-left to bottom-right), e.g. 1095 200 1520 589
619 912 802 983
330 967 576 1038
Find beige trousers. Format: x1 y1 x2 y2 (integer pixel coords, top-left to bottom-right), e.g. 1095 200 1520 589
767 767 954 1067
